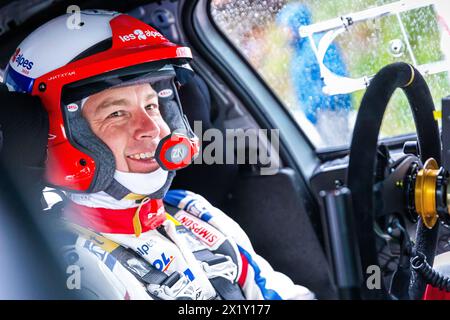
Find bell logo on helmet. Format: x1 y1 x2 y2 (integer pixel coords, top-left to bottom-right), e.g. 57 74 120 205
11 48 34 72
158 89 173 99
67 103 79 112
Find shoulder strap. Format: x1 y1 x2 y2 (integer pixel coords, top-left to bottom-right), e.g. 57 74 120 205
165 203 246 300
194 249 245 300
50 195 244 299
64 220 198 300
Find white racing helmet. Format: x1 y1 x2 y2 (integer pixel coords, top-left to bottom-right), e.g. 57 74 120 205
3 10 199 199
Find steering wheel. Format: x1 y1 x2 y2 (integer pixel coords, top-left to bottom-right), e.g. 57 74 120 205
347 62 441 299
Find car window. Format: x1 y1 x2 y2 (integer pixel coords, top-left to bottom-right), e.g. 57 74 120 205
210 0 450 149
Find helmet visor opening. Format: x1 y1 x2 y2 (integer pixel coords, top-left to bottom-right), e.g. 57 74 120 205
58 60 197 191
61 61 181 104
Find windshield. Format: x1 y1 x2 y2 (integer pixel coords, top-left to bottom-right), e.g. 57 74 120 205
210 0 450 150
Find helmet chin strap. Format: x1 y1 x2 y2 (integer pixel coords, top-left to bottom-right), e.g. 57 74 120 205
104 168 176 201
113 168 168 195
68 168 173 208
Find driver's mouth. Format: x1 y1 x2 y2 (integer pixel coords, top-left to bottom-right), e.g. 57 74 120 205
125 150 159 173
127 151 156 161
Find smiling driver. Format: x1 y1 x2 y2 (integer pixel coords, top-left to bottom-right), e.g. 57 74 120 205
3 10 314 300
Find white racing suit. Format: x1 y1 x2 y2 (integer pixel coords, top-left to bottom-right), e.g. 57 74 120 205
60 189 314 300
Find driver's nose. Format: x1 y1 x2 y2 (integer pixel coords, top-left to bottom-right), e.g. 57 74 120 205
132 108 160 140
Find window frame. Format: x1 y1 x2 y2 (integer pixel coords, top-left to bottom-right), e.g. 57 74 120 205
184 0 323 182
199 0 445 161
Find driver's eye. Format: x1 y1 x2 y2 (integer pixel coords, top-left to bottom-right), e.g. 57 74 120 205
107 110 125 119
145 104 159 111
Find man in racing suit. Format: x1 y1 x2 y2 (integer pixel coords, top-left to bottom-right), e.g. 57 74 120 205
3 10 314 300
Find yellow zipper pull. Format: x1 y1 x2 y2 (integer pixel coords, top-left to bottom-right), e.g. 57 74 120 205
132 197 150 238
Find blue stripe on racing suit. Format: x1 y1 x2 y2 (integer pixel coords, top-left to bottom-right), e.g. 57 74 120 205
164 190 213 222
164 189 187 207
238 245 282 300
